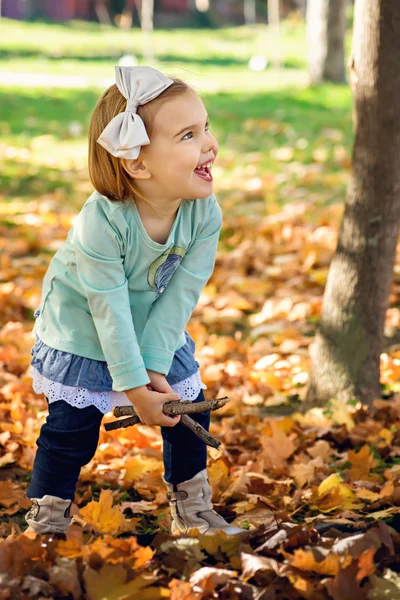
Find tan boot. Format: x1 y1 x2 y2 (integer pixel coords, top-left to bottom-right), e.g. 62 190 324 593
164 469 248 537
25 495 72 534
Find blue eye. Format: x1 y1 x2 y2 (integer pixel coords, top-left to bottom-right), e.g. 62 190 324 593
182 124 210 140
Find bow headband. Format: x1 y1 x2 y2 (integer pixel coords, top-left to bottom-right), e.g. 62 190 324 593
97 66 174 159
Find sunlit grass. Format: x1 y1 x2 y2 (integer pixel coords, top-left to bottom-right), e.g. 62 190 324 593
0 18 354 214
0 18 305 64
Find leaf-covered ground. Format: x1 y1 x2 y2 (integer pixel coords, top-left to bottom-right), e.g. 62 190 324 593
1 17 400 600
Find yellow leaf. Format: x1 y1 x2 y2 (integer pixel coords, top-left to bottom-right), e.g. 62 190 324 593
208 459 229 491
338 484 364 510
198 529 243 559
84 565 168 600
80 490 125 535
318 473 343 496
314 486 346 512
367 506 400 520
124 455 162 482
356 489 380 502
275 416 297 434
329 399 355 431
316 474 364 512
379 428 394 446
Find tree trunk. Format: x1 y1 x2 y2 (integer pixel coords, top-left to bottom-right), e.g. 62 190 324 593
267 0 281 69
305 0 400 409
141 0 154 62
244 0 256 25
95 0 112 25
118 0 137 29
307 0 347 84
294 0 307 18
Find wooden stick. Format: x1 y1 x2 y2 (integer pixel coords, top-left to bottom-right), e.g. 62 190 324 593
104 397 229 448
113 396 229 418
105 415 140 430
180 414 221 449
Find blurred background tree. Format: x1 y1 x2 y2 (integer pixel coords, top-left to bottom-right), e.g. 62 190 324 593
307 0 348 84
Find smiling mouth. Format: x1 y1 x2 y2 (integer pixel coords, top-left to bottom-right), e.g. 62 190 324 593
194 160 213 182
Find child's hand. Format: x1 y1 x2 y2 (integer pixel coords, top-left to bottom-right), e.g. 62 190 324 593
125 386 181 427
146 370 173 394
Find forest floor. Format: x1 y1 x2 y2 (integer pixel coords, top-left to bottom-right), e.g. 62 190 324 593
1 17 400 600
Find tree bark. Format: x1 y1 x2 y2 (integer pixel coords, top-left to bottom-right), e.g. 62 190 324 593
141 0 154 62
305 0 400 408
95 0 112 25
117 0 138 29
267 0 281 69
244 0 256 25
307 0 347 84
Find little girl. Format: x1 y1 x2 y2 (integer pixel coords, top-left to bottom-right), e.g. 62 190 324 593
25 66 245 537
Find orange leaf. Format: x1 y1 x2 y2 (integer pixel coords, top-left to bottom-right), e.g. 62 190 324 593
79 490 125 535
380 480 394 498
287 548 342 576
260 421 296 471
249 370 282 390
0 481 31 510
348 445 377 482
356 548 376 582
84 536 154 567
57 525 84 559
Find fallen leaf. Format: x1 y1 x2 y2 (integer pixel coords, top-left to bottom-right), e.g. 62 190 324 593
79 490 125 535
348 445 377 482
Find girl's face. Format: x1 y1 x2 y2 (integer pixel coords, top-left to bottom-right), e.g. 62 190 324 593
139 89 219 201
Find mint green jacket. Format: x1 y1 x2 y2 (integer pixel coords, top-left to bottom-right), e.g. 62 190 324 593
34 191 222 392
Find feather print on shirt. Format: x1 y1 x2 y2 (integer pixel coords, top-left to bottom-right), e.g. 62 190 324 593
147 246 187 297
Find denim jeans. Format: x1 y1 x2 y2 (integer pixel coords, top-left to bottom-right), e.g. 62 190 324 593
27 390 210 500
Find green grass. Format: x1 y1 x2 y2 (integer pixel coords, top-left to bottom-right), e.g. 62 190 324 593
0 17 354 214
0 17 305 64
0 18 311 94
0 16 353 87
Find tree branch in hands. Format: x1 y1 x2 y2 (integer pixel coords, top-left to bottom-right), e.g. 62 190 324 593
104 396 230 449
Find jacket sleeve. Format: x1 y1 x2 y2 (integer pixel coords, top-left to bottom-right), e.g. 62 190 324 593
139 198 222 374
73 201 150 392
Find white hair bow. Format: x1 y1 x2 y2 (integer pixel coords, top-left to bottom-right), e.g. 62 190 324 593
97 66 174 159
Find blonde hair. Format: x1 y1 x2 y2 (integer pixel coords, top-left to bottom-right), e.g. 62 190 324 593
88 78 190 202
